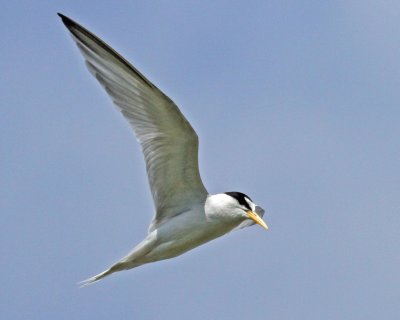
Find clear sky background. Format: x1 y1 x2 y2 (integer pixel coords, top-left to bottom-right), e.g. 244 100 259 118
2 1 399 319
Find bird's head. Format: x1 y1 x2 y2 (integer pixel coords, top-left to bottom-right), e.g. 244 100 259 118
207 192 268 230
224 192 268 230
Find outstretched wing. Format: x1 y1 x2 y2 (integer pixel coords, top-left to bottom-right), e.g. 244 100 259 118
59 14 208 230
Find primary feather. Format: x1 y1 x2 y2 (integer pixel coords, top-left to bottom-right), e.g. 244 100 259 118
58 14 207 231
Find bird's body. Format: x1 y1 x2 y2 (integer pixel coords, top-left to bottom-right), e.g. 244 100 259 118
58 14 268 286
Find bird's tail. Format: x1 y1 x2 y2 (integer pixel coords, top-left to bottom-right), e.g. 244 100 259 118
78 237 152 287
78 262 125 287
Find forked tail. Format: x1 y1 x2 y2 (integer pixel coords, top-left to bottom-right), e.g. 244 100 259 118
78 262 124 287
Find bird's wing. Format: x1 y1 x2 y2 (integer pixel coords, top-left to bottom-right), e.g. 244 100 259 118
59 14 208 230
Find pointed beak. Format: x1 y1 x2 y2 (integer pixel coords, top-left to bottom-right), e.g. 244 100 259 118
246 210 269 230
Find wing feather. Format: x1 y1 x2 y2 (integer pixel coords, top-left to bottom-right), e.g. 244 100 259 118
59 14 208 230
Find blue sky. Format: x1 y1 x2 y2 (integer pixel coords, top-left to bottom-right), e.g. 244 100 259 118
2 1 399 319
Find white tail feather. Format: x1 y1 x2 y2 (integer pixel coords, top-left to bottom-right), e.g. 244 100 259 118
78 262 126 287
78 268 113 287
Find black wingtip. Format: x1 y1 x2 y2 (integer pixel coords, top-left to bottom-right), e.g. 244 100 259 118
57 12 66 20
57 13 75 28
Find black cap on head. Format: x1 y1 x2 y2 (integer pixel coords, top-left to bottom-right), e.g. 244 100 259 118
224 192 253 211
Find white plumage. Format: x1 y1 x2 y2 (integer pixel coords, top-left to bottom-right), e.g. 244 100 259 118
58 13 268 286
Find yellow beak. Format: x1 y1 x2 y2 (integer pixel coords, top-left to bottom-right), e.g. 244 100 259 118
246 210 269 230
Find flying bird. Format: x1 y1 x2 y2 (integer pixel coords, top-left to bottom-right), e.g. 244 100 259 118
58 13 268 286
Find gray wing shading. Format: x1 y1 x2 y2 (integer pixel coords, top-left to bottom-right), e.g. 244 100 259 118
58 14 208 230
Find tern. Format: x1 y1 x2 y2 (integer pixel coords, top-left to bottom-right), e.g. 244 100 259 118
58 13 268 286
